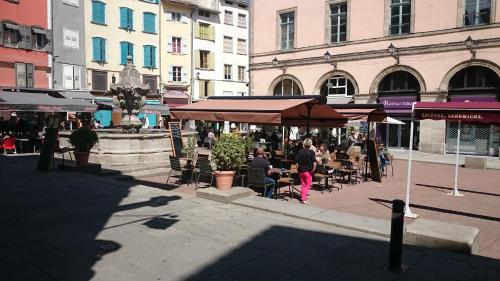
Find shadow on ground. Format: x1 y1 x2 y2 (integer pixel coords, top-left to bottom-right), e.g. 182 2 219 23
0 155 180 281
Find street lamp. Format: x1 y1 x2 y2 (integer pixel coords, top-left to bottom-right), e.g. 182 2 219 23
465 36 477 59
388 43 399 65
272 57 279 66
323 51 337 69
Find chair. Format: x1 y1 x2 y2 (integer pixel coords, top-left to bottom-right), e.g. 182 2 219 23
247 167 274 197
314 164 332 193
167 155 192 186
2 137 17 154
233 164 248 187
277 164 299 199
384 154 394 177
53 146 74 169
194 157 214 189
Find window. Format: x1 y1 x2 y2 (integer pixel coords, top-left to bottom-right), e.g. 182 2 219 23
449 66 500 90
15 63 34 88
173 66 182 82
224 10 233 25
390 0 411 35
92 70 107 91
120 7 134 30
237 13 246 28
330 3 347 43
199 10 210 17
143 45 156 68
237 39 246 54
2 23 21 47
63 64 81 90
273 79 301 96
378 71 420 93
320 75 354 97
91 0 106 24
143 75 157 93
63 27 79 49
225 1 233 4
63 0 79 7
171 11 181 22
197 23 212 40
199 80 214 97
238 66 245 82
120 41 134 64
464 0 491 26
224 64 232 80
171 37 182 54
223 36 233 53
279 12 295 50
143 12 156 33
199 50 209 69
32 28 48 50
92 37 106 62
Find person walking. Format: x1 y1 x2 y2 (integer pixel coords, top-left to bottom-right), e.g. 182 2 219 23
295 138 317 204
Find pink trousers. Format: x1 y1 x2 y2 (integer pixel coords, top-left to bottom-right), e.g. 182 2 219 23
299 171 313 202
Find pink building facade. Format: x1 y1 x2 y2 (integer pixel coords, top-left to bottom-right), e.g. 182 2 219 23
250 0 500 156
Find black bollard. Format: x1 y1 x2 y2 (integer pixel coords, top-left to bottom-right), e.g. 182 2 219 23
388 199 405 272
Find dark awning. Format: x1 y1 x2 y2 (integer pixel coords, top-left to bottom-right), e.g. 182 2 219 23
4 23 19 30
96 101 170 115
171 95 347 127
414 102 500 125
31 27 47 34
60 90 95 100
0 91 97 113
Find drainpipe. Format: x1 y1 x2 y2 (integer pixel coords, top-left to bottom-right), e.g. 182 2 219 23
158 1 162 99
190 6 196 104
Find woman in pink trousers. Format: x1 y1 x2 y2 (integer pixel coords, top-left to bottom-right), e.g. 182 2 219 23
295 138 317 204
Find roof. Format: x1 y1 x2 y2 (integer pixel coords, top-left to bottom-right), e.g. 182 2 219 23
0 91 97 113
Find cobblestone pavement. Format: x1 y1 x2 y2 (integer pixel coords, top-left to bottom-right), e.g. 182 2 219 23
1 155 500 281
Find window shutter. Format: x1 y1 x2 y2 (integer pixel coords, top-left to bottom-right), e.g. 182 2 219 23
63 64 74 89
151 46 156 67
167 66 173 82
207 81 214 97
195 23 200 38
165 11 172 21
120 8 127 28
0 22 4 46
181 14 188 23
45 30 52 52
209 25 215 41
167 36 172 53
181 68 188 82
74 65 81 89
120 42 127 64
195 50 200 68
98 2 105 23
129 43 134 63
20 26 32 50
26 64 34 88
181 38 188 55
101 38 106 62
199 80 206 97
143 46 149 67
92 70 108 91
128 9 134 30
92 37 100 61
208 52 214 70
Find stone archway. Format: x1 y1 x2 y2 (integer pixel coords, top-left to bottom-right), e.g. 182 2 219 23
369 65 427 96
439 59 500 93
267 74 305 96
313 70 359 96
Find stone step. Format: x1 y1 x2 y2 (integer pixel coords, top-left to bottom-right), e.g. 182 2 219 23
106 167 170 181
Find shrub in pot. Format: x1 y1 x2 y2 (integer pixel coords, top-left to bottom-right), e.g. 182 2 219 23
69 127 98 167
211 132 246 190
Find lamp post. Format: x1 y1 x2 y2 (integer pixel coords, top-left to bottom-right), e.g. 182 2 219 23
272 57 286 95
465 36 477 59
388 43 400 65
323 51 337 69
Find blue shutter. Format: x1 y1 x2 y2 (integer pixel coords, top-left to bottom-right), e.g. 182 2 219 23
120 7 127 28
151 46 156 67
143 46 149 67
129 43 134 63
120 42 127 64
92 37 99 61
128 9 134 30
92 1 105 24
143 13 155 33
100 38 106 62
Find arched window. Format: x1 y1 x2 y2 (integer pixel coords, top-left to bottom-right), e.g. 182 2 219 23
273 79 302 96
378 71 420 94
449 66 499 91
320 75 355 97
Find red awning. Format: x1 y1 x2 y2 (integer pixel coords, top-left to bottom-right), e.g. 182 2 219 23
414 102 500 125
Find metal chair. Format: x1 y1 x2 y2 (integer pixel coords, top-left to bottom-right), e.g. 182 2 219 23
194 157 214 189
247 167 274 197
167 155 192 186
314 164 332 193
277 164 299 199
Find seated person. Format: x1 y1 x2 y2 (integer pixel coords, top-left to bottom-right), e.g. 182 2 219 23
316 143 330 164
251 146 275 198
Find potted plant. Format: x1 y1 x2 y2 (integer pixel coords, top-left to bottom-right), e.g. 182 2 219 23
69 127 99 167
211 132 246 190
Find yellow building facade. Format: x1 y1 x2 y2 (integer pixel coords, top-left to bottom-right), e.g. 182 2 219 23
160 0 193 105
84 0 161 94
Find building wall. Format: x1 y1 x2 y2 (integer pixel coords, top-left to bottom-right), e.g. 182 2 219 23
250 0 500 154
216 0 249 97
84 0 161 92
0 0 50 88
52 0 87 90
160 1 192 97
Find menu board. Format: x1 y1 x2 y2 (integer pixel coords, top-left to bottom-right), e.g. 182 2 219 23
367 139 382 183
37 115 60 172
168 122 183 157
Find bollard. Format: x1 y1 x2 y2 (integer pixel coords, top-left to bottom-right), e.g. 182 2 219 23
388 199 405 272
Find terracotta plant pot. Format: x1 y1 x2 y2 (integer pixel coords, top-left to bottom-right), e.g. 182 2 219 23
213 170 235 190
74 151 90 167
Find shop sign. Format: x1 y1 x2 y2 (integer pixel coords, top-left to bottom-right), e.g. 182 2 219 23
416 111 500 124
377 96 417 114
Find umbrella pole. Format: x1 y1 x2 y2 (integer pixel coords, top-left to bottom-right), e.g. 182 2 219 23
449 121 464 197
404 114 418 218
